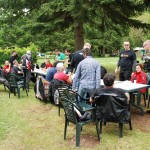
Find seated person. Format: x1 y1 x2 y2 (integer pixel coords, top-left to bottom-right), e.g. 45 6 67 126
46 62 57 82
13 60 24 76
45 59 53 69
3 61 12 74
54 63 72 85
90 73 130 103
0 66 9 89
130 64 147 105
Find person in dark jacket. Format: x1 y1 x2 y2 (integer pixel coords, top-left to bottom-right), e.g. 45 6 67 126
70 43 91 72
9 51 18 67
90 73 129 103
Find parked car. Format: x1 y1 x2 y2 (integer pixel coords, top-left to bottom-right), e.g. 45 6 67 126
37 52 45 57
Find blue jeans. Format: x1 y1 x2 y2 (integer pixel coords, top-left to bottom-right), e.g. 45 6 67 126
78 87 94 102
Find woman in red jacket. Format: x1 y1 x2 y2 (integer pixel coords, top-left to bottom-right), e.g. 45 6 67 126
3 61 12 73
130 63 147 105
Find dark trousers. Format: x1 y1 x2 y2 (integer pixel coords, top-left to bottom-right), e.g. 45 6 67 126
119 70 132 81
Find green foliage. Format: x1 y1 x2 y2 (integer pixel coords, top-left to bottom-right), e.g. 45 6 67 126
0 43 38 65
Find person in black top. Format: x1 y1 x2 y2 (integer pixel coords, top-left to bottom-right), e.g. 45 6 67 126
9 51 18 67
90 73 129 103
115 41 136 81
70 43 91 73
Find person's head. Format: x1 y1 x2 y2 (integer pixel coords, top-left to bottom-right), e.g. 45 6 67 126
26 50 31 55
143 40 150 52
13 60 18 66
12 51 17 56
65 49 71 56
5 61 10 66
103 73 115 87
136 64 143 73
83 43 91 49
45 59 50 64
123 41 130 51
82 48 92 57
56 63 64 71
55 49 60 55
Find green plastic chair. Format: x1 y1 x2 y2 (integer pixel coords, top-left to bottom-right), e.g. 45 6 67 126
61 98 100 147
56 84 93 116
7 72 28 98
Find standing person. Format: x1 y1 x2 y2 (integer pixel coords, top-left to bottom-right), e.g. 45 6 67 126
54 49 66 63
143 40 150 114
72 48 100 100
21 50 34 90
70 43 91 73
64 49 73 73
115 41 136 81
9 51 18 67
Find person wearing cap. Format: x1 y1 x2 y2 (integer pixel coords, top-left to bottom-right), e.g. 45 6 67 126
70 43 91 73
54 63 72 85
21 50 34 90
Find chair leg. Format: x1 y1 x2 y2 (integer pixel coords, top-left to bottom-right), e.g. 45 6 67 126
100 120 103 133
148 95 150 108
17 87 20 98
76 125 81 147
143 93 146 107
96 119 100 141
119 123 123 138
25 88 28 96
129 119 132 130
64 118 68 140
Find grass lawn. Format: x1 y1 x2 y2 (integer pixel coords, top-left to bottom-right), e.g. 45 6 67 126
0 57 150 150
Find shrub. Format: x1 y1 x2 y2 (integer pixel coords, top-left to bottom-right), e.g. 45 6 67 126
0 43 38 66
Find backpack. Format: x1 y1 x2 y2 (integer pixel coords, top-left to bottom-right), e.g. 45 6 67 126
34 76 50 102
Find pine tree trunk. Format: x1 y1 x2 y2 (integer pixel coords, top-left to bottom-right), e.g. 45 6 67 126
74 23 84 51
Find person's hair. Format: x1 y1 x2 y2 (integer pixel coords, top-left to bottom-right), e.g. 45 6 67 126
143 40 150 46
103 73 115 86
65 49 71 53
83 43 91 49
136 63 143 70
82 48 92 56
55 49 59 52
12 50 16 54
56 63 64 71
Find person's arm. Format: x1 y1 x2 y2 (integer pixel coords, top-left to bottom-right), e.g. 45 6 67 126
132 51 137 72
96 63 101 88
66 72 72 85
115 60 120 74
72 63 81 91
125 92 130 102
132 60 136 72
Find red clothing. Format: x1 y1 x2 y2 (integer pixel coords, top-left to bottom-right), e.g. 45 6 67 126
130 71 147 93
3 65 12 73
54 72 68 83
45 63 53 69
